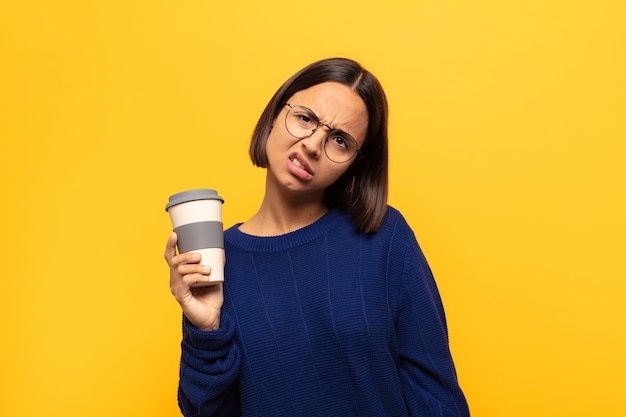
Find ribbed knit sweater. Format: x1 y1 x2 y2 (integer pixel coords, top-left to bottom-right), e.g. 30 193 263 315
178 206 469 416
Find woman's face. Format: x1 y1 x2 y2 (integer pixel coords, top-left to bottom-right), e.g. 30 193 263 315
265 81 368 198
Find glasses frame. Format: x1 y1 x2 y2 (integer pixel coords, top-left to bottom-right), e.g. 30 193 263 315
284 103 361 163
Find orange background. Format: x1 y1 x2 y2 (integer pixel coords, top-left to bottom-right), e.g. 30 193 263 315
1 1 625 416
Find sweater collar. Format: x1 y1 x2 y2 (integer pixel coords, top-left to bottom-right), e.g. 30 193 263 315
225 208 346 253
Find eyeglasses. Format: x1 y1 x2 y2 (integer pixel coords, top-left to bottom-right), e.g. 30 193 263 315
284 103 360 163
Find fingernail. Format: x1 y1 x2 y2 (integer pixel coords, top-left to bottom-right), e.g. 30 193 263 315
192 253 201 260
203 266 211 272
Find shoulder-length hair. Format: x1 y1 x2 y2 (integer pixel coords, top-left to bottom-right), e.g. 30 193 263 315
249 57 389 234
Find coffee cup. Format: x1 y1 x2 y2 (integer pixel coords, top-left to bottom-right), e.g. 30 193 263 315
165 189 225 285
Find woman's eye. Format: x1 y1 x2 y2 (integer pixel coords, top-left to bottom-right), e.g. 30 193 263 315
292 112 315 126
332 136 348 149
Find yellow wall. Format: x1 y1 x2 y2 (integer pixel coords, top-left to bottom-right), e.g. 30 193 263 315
1 1 624 416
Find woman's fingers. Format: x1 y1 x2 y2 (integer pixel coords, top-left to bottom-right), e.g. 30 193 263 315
168 246 212 292
178 263 212 286
164 232 178 262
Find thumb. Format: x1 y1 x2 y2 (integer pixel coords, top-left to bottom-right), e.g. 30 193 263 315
164 232 178 261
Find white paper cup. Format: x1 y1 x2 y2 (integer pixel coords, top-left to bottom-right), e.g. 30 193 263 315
165 189 225 286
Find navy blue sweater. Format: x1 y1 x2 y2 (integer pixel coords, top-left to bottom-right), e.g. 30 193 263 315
178 207 469 416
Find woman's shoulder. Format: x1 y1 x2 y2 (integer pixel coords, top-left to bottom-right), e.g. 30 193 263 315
356 205 417 252
379 205 414 235
384 205 402 220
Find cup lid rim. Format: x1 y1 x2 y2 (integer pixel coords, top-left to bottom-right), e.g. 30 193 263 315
165 189 224 211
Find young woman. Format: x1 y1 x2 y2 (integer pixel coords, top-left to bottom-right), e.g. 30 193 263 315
165 57 470 416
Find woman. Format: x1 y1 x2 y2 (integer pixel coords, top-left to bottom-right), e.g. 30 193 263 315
165 57 470 416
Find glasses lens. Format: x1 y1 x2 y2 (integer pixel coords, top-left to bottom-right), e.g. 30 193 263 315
285 105 317 139
285 104 360 163
324 133 359 163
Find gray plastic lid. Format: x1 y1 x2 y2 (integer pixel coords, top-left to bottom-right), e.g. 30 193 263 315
165 189 224 211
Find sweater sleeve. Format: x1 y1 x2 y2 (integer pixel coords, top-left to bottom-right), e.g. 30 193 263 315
178 311 241 417
396 239 470 417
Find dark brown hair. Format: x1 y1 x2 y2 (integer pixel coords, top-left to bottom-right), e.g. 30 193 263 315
249 57 389 233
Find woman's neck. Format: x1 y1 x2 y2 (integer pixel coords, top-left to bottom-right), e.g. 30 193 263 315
239 178 328 237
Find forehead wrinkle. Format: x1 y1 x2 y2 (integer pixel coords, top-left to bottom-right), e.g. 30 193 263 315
321 105 368 143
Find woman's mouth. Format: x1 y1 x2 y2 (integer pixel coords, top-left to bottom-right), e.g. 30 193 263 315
291 157 307 171
288 153 314 180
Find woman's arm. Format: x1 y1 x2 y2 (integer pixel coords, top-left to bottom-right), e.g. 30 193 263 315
178 313 241 416
397 240 470 417
165 233 241 415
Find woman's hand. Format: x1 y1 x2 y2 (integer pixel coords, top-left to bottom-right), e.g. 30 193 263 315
164 233 224 331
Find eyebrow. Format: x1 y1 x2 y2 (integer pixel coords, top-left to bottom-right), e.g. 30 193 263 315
301 105 354 138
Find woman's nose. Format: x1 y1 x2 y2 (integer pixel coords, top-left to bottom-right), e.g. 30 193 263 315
300 128 326 158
